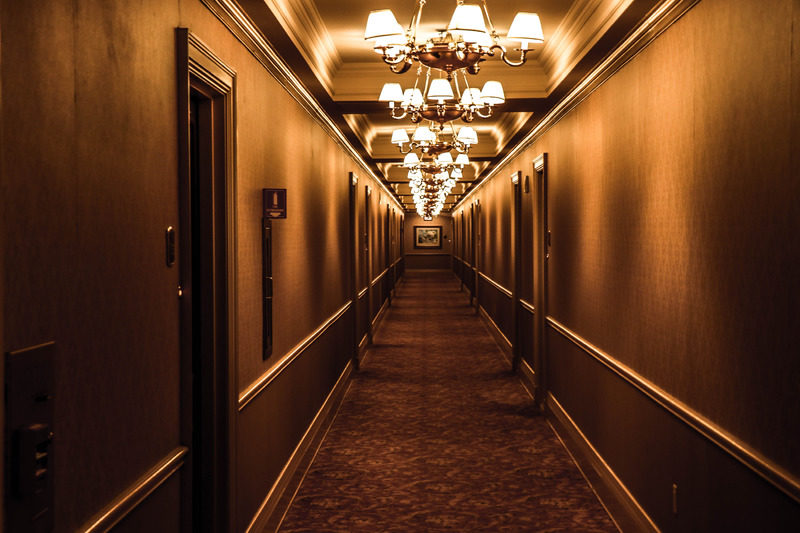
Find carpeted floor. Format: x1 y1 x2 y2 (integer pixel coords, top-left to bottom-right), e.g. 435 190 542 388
277 270 618 532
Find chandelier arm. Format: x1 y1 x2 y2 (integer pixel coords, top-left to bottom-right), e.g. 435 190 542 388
489 44 529 67
462 110 474 123
475 106 493 119
390 59 414 74
382 52 409 66
390 107 408 120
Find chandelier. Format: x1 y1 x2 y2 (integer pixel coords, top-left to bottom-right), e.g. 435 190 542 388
392 121 477 157
409 167 459 219
379 66 504 125
364 1 544 75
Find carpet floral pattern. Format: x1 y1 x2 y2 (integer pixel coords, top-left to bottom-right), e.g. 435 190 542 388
278 271 617 532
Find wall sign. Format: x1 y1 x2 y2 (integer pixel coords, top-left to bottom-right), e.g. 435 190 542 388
263 188 287 219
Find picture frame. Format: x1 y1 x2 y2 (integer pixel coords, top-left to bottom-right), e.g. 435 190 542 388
414 225 442 249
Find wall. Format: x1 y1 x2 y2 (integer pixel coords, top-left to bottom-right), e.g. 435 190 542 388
403 213 453 270
452 0 800 529
0 1 402 531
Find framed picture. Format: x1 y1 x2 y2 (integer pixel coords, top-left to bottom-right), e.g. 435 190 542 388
414 225 442 249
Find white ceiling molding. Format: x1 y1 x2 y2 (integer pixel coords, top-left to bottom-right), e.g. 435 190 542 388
539 0 635 94
264 0 342 95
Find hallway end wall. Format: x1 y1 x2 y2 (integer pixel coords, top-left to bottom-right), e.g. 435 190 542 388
403 213 453 270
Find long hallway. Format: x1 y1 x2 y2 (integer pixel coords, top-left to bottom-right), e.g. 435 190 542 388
277 271 617 532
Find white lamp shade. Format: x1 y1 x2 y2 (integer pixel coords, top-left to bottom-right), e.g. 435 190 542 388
365 10 404 41
451 167 463 179
455 153 470 166
447 4 488 34
437 152 454 164
379 83 404 102
457 126 478 145
403 152 420 167
427 78 454 101
436 171 449 180
402 88 424 107
412 126 435 142
507 12 544 44
480 81 505 105
460 88 482 106
459 30 493 47
391 129 410 144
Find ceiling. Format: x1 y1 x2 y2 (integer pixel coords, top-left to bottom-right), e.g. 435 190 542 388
240 0 651 212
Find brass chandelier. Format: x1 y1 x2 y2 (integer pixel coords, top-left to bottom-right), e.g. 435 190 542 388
364 0 544 76
379 66 505 125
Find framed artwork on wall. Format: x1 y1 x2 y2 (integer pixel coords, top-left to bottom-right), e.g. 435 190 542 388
414 226 442 249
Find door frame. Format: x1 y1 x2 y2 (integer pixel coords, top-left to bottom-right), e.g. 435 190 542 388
348 173 359 369
511 171 522 371
532 153 548 411
176 29 238 533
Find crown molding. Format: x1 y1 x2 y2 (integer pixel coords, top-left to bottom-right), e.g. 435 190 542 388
454 0 700 212
539 0 635 93
199 0 403 211
263 0 341 95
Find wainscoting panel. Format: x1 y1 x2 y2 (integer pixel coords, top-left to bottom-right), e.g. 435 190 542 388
357 288 369 342
518 301 535 367
404 252 451 270
236 304 353 531
478 273 512 342
546 323 800 531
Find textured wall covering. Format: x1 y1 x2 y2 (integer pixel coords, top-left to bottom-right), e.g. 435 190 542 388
453 0 800 528
1 0 402 531
2 2 183 529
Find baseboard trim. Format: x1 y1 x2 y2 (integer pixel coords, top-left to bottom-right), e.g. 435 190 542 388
245 360 354 533
546 393 658 533
80 447 188 532
478 305 512 358
517 357 536 399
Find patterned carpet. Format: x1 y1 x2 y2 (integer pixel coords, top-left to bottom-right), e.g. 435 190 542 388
277 270 618 532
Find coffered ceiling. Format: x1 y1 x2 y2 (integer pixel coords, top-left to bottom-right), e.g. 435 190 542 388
235 0 653 212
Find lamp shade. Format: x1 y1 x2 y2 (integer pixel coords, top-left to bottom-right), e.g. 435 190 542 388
507 12 544 44
437 152 454 164
412 126 436 142
460 88 482 106
391 128 410 145
480 81 505 105
459 30 493 47
379 83 404 102
455 153 470 166
451 167 463 179
447 4 488 34
403 152 420 167
457 126 478 145
365 10 404 41
427 78 454 101
402 88 424 107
